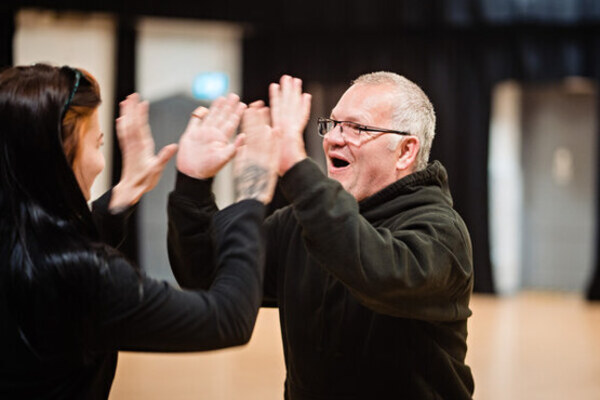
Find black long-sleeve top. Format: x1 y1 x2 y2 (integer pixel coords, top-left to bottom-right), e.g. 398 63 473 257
0 184 266 399
168 159 475 399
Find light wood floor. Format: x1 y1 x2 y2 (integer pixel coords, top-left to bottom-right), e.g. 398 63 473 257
109 292 600 399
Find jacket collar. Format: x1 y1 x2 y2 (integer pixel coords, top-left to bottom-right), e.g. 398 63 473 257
358 160 453 216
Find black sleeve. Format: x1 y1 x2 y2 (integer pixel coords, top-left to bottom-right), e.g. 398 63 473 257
279 159 473 321
86 199 266 352
167 172 219 290
262 211 282 306
91 189 137 250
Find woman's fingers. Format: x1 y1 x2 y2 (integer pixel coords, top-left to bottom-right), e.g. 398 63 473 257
155 143 178 168
188 94 245 140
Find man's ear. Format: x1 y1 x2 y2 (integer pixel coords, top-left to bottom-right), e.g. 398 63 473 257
396 136 420 172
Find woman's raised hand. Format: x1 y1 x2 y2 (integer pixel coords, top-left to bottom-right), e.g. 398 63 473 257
110 93 178 211
176 94 246 180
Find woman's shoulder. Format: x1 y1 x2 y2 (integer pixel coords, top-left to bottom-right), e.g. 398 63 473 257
39 242 137 294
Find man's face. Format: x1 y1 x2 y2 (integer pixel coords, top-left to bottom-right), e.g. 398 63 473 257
323 83 402 201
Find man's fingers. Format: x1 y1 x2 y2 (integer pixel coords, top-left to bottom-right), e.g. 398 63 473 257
269 83 280 101
286 77 303 110
293 77 302 96
242 105 272 137
258 106 271 128
269 83 281 126
280 75 299 102
270 127 283 165
302 93 312 123
270 75 308 130
279 74 292 88
279 75 292 105
249 100 265 108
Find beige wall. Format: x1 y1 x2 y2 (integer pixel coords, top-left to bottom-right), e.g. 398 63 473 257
14 9 116 201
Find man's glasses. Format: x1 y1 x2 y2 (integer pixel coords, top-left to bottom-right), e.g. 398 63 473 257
317 117 411 145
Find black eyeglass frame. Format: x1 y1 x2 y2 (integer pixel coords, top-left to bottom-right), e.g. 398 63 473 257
317 117 411 138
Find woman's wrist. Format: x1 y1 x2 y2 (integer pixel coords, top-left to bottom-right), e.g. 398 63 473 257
109 180 145 212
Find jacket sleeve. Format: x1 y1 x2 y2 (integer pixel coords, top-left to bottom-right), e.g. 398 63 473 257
167 172 219 290
91 189 137 250
167 171 280 305
86 199 266 352
279 159 473 321
262 212 282 306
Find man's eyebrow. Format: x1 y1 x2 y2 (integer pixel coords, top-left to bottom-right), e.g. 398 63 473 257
330 113 365 123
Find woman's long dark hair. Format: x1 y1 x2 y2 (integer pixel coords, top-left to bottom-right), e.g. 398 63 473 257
0 64 106 360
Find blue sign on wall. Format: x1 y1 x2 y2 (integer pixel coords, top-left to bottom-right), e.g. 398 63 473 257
192 72 229 101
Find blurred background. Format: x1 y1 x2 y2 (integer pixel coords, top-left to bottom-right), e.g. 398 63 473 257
2 0 600 398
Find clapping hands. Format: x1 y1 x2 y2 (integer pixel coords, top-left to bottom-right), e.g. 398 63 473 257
110 77 311 209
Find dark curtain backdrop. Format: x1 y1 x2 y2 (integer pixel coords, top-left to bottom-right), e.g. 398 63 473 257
588 34 600 300
111 14 139 265
0 10 13 69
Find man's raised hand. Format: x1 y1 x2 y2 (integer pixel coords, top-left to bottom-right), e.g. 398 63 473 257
269 75 311 175
234 101 281 205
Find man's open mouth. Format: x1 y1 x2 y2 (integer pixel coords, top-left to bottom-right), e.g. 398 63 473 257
331 157 350 168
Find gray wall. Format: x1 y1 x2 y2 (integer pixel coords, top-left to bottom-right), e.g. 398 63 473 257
521 83 597 291
140 95 203 282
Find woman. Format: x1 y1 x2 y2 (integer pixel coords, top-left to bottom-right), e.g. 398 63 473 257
0 64 279 398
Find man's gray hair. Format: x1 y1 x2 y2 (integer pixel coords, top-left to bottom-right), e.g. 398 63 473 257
353 72 436 171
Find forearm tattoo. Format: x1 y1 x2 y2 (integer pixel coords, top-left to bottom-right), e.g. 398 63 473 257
235 164 269 200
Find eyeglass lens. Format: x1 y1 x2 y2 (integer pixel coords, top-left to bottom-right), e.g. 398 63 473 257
318 119 363 145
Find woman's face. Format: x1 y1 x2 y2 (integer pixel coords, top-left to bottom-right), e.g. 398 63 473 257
72 109 105 200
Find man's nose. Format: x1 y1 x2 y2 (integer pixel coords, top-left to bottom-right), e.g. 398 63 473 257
325 124 346 145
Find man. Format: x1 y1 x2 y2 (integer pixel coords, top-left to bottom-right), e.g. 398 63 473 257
168 72 474 399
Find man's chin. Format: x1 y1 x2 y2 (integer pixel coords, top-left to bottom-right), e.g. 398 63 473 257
327 174 350 191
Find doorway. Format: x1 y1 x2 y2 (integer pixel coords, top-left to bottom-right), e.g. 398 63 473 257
489 79 597 293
